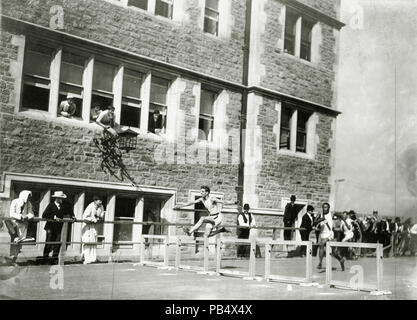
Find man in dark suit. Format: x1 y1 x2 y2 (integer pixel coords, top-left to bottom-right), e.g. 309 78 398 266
283 195 298 240
148 110 163 134
299 205 315 255
42 191 74 264
390 217 401 256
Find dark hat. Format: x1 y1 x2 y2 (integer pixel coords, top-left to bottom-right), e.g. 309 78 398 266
243 203 250 210
290 195 296 201
307 205 314 212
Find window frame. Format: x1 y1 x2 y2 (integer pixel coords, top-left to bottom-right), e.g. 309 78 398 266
115 0 176 20
21 42 55 113
198 86 217 142
279 106 293 150
18 38 181 138
282 7 317 62
120 68 144 129
278 102 315 157
203 0 220 36
148 75 171 135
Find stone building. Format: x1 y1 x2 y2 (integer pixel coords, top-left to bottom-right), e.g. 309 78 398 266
0 0 343 260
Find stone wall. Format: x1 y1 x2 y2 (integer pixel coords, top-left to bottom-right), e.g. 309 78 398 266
2 0 246 83
0 25 242 217
256 0 340 106
255 95 334 210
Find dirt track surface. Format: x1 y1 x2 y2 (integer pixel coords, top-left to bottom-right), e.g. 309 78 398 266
0 256 416 300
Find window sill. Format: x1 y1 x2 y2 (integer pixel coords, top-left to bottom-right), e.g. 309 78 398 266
203 31 229 43
277 148 314 160
17 110 103 131
17 110 179 144
279 52 318 68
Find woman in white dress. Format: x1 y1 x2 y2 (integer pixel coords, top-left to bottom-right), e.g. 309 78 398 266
81 196 105 264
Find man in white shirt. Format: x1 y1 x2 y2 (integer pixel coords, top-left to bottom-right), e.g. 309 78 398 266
299 205 315 256
174 186 235 237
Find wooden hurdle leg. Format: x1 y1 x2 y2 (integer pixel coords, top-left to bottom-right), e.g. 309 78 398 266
175 237 181 270
389 234 394 257
216 238 222 274
325 241 332 286
305 241 312 283
248 237 256 278
163 236 169 267
376 243 383 292
203 236 209 272
139 235 145 265
265 242 271 281
58 221 68 266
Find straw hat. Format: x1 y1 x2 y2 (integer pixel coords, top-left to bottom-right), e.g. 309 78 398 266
51 191 67 198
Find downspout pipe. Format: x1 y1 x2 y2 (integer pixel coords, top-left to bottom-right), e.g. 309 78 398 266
237 0 252 212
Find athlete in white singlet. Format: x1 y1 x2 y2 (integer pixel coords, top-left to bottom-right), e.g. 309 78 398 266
174 186 235 237
341 212 354 242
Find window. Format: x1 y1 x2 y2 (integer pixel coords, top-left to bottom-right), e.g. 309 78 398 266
280 106 292 150
128 0 148 10
155 0 173 19
19 38 182 137
121 69 143 128
149 76 169 133
284 10 297 56
300 19 314 61
21 44 53 111
199 88 216 141
59 51 85 118
279 103 313 154
113 196 136 247
120 0 175 19
143 196 168 235
92 61 115 112
283 8 317 62
296 110 309 152
204 0 219 36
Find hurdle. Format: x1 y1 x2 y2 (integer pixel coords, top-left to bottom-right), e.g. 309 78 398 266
263 239 315 285
325 241 392 295
175 236 217 275
139 234 173 269
216 237 257 280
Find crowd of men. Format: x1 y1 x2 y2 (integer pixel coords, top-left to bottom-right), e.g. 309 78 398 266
284 195 417 259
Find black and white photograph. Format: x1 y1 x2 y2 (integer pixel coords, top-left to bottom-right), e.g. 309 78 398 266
0 0 416 307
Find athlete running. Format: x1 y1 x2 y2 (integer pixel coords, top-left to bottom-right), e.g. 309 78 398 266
174 186 236 237
340 211 354 242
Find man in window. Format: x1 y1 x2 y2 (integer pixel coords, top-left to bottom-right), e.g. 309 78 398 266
96 105 124 137
90 103 102 121
58 93 77 118
148 110 164 134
